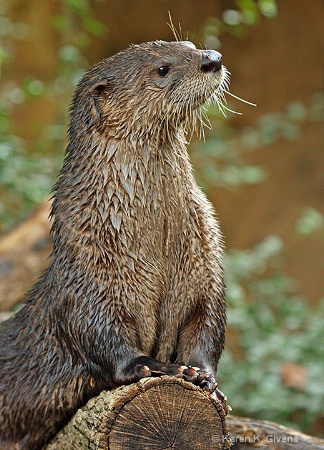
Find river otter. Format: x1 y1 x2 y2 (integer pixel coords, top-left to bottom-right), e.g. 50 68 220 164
0 40 229 449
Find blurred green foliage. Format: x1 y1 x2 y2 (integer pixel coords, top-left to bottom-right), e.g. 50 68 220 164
220 236 324 432
0 1 107 231
191 93 323 190
203 0 277 48
0 0 323 434
296 208 324 237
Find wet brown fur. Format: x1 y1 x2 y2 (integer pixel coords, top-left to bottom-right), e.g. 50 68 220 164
0 40 227 449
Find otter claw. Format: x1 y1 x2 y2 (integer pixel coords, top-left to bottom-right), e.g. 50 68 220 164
139 365 151 377
148 364 189 378
188 365 200 371
213 387 231 414
149 369 165 375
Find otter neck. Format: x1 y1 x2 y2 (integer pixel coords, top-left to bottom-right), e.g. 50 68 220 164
51 125 192 257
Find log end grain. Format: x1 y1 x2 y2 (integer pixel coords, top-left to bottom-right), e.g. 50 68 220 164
46 376 230 450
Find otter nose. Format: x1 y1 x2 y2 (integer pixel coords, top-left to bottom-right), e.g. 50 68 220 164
201 50 222 73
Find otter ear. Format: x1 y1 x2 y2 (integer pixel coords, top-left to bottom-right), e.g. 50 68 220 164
91 81 109 97
91 80 110 122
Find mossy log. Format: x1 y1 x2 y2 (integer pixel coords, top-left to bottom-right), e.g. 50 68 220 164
45 376 324 450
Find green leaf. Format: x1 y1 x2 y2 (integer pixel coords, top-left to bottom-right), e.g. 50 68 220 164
82 17 107 37
23 78 46 97
296 208 324 236
258 0 278 18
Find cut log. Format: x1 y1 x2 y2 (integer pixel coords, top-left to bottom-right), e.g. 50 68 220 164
45 376 324 450
46 376 231 450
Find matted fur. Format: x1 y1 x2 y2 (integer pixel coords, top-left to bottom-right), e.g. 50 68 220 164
0 40 228 449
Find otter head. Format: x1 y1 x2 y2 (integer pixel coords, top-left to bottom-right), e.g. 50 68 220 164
71 40 229 139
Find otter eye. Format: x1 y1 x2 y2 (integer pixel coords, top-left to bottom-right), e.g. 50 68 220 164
157 66 170 77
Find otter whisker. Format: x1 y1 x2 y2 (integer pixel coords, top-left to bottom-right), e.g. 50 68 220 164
221 104 242 115
193 108 204 141
224 90 257 107
200 108 213 130
217 104 228 118
167 12 181 42
216 89 227 107
178 21 183 42
209 94 228 118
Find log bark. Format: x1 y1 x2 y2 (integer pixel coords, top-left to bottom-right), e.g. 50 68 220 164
45 377 324 450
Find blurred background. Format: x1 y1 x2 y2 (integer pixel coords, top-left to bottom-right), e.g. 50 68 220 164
0 0 323 436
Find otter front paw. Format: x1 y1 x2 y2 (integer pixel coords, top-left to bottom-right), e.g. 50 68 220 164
122 356 206 385
130 357 192 379
121 357 231 414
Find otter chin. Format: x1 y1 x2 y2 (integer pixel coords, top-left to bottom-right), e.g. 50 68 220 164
0 40 229 450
